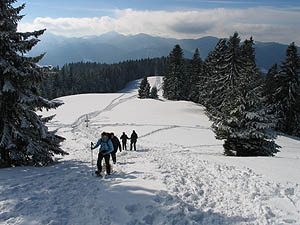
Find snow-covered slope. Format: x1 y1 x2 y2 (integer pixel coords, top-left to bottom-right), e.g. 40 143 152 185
1 76 300 225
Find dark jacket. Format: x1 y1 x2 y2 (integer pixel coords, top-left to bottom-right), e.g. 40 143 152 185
120 134 129 143
130 132 138 143
111 136 121 153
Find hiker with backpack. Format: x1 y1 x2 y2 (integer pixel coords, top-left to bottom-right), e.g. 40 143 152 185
130 130 138 151
110 132 122 164
91 132 113 176
120 132 129 150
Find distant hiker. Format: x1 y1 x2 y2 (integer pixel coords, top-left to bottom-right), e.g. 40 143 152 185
110 132 122 164
92 132 113 176
130 130 138 151
120 132 129 150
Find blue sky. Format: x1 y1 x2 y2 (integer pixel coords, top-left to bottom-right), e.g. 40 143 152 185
18 0 300 44
20 0 300 22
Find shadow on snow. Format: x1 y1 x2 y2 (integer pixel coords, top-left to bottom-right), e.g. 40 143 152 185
0 159 254 225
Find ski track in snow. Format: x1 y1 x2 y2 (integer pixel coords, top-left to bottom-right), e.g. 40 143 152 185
1 77 300 225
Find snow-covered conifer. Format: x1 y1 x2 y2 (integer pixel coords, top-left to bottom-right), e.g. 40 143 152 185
210 33 279 156
138 77 151 98
198 39 227 109
163 44 185 100
0 0 67 167
150 86 158 99
273 43 300 136
188 48 203 102
264 64 279 103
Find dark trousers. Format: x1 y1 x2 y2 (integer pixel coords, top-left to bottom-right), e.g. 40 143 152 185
97 153 111 175
130 142 137 151
111 151 117 164
122 141 127 150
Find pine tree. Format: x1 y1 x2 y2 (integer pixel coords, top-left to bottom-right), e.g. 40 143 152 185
150 86 158 99
188 48 203 102
210 33 279 156
163 44 185 100
241 37 256 68
214 87 280 156
0 1 67 167
264 64 279 98
273 43 300 136
206 33 243 121
199 39 228 108
264 64 279 107
138 77 150 98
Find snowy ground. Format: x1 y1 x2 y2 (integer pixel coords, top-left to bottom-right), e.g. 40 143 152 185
1 76 300 225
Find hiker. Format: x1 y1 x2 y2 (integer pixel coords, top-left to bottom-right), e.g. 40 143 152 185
120 132 129 150
92 132 113 176
130 130 138 151
110 132 121 164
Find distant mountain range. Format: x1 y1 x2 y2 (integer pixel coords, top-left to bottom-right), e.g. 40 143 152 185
30 31 299 71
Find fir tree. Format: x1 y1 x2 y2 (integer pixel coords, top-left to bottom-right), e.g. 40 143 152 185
210 33 279 156
199 39 227 108
273 43 300 136
150 86 158 99
138 77 150 98
214 84 280 156
188 48 203 102
264 64 279 106
0 1 67 167
163 44 185 100
241 37 256 68
206 33 243 121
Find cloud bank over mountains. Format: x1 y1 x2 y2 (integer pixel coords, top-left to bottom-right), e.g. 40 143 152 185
19 7 300 45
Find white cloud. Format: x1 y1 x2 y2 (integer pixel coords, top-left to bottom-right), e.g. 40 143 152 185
18 7 300 45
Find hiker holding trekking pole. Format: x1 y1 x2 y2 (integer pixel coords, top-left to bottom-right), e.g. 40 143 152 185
91 132 114 176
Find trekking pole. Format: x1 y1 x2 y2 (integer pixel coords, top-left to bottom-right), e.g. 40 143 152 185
91 142 94 176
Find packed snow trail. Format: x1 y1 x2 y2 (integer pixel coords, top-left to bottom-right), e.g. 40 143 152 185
1 77 300 225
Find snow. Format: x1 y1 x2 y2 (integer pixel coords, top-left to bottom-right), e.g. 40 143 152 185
1 76 300 225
